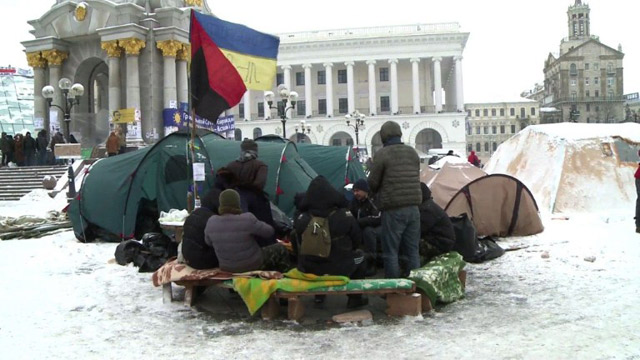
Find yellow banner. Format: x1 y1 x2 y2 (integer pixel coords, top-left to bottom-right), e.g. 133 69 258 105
111 108 137 124
221 49 277 91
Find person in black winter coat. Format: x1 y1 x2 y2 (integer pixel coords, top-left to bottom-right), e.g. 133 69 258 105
349 178 381 275
225 139 275 247
418 182 456 264
23 132 37 166
180 186 222 269
293 176 368 308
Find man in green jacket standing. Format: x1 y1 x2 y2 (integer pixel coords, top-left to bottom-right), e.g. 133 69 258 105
368 121 422 278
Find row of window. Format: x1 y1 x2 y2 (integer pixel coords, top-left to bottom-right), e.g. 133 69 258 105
570 76 616 87
569 90 615 100
467 124 524 135
239 96 394 118
467 142 499 153
468 107 536 118
282 67 391 87
569 62 615 75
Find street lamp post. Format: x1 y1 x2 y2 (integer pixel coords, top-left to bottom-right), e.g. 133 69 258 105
345 110 366 152
42 78 84 143
294 120 312 143
42 78 84 200
265 84 298 139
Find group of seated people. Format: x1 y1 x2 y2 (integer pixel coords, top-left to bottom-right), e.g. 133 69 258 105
179 139 457 309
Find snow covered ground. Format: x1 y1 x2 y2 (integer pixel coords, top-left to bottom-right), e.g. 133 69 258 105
0 193 639 359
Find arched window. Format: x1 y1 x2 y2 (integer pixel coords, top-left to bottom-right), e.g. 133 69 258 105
484 142 489 152
234 129 242 141
520 107 526 118
467 143 472 153
570 63 577 76
492 142 497 151
253 127 262 139
475 143 481 152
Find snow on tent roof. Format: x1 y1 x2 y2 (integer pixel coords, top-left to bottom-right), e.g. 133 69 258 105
485 122 640 214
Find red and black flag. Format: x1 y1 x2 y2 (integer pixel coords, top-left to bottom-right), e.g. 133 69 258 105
189 11 280 123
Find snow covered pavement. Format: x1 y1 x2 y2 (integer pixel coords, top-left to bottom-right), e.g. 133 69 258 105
0 196 639 359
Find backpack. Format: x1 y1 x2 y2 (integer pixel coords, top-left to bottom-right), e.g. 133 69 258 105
300 211 336 258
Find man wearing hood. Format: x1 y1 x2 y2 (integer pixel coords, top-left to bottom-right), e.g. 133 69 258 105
418 183 456 263
368 121 422 278
226 139 275 246
468 150 480 167
293 176 368 308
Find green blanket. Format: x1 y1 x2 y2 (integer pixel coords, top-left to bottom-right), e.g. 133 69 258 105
232 269 349 315
408 251 466 305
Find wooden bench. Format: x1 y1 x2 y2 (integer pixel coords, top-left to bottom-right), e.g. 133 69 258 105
162 270 467 321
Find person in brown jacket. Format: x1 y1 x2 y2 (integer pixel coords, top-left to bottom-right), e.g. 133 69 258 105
225 139 275 246
106 131 119 157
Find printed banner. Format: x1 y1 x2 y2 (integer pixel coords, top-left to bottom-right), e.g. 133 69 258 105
163 103 234 136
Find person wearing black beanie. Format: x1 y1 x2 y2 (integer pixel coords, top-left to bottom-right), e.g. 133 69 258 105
349 178 381 276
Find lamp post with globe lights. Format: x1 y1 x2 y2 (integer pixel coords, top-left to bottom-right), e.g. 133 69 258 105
41 78 84 143
264 84 298 139
42 78 84 200
345 110 365 156
295 119 312 143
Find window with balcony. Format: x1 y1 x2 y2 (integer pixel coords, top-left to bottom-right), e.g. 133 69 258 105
337 70 347 84
338 98 348 113
317 70 326 85
380 96 390 112
318 99 326 114
296 72 304 86
379 67 389 82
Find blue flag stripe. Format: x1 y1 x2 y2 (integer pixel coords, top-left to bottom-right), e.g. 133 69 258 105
193 12 279 59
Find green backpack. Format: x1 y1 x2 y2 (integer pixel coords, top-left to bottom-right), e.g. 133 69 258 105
300 211 336 258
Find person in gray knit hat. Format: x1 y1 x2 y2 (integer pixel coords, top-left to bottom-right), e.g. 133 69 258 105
204 189 290 273
225 139 276 247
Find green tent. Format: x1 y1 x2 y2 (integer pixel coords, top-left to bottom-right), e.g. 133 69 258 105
296 144 367 190
69 130 317 242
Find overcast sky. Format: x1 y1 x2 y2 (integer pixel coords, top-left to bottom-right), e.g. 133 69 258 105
2 0 638 103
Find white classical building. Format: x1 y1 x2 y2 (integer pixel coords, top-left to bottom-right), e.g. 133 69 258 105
21 0 468 155
233 24 469 156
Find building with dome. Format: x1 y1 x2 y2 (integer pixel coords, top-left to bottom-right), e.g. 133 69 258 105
23 0 468 156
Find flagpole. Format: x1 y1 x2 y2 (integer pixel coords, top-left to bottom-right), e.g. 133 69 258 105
187 8 196 213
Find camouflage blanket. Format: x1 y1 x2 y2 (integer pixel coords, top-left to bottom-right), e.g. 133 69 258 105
233 269 350 315
151 259 283 287
408 251 466 305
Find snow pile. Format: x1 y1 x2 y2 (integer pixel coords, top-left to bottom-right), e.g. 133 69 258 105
429 155 468 169
485 123 640 214
0 189 69 218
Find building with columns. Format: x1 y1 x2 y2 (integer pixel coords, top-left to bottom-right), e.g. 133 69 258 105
23 0 468 156
232 24 469 156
